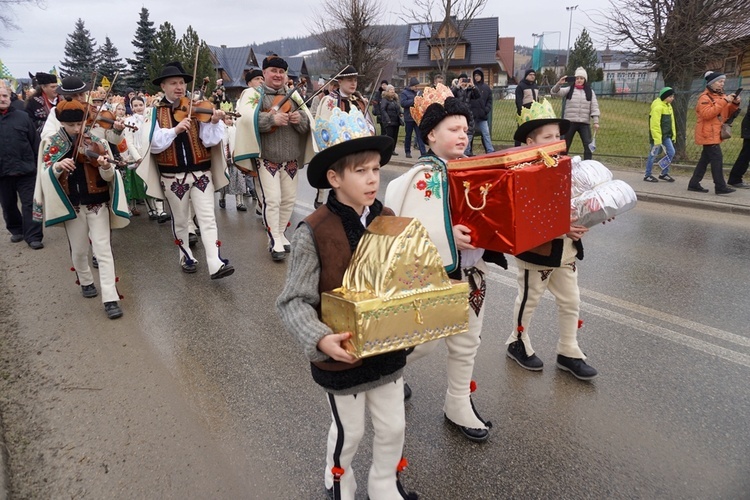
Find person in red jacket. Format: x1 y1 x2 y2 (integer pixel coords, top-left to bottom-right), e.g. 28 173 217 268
688 71 741 194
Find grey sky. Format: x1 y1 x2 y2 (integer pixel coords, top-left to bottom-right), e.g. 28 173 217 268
1 0 606 77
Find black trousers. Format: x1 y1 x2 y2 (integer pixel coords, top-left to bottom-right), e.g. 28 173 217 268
728 138 750 185
0 172 43 243
565 122 594 160
385 125 400 153
403 120 426 155
690 144 728 189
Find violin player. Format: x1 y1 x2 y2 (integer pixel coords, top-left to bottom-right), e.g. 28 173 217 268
311 65 375 209
32 97 130 320
234 54 316 262
135 61 234 280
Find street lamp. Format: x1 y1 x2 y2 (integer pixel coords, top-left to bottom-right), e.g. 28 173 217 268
566 5 579 69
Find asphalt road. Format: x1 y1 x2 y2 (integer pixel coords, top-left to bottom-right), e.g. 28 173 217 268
1 165 748 499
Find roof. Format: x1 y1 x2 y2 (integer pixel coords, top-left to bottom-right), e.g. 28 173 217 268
400 17 499 69
208 45 259 88
285 56 309 80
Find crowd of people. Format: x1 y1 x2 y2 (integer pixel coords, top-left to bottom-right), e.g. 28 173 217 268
0 56 746 499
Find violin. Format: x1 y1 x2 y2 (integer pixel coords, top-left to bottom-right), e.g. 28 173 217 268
75 133 126 168
172 96 241 122
88 108 139 132
270 78 308 114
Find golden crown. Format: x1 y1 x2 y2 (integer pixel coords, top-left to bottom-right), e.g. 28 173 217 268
412 83 454 125
516 98 558 126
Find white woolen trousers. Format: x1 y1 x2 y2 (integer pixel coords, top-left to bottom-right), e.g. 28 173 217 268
161 171 225 275
256 160 299 253
325 378 406 500
408 259 488 429
63 204 119 303
505 261 586 359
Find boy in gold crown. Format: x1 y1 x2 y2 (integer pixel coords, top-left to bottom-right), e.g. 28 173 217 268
277 110 417 499
385 85 507 442
504 99 598 380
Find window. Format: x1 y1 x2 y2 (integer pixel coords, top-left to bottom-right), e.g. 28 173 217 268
408 40 420 56
724 56 738 75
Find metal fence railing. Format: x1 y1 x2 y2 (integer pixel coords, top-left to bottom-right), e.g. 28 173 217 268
487 83 746 168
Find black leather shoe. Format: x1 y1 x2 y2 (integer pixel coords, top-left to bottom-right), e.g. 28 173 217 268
210 264 235 280
28 241 44 250
218 198 226 209
687 184 709 193
182 262 197 274
81 283 98 298
104 301 123 320
188 233 198 247
715 186 736 194
236 204 247 211
506 340 543 371
284 244 291 253
157 213 172 223
148 210 159 220
271 251 287 261
405 153 412 158
10 234 23 243
403 382 412 401
444 414 489 442
92 255 99 269
556 354 598 380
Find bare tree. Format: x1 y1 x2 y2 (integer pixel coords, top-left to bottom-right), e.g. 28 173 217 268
310 0 395 92
603 0 750 159
1 0 44 46
401 0 488 81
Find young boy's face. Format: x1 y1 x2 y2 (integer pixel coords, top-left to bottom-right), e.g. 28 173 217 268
427 115 469 160
61 121 83 136
527 123 562 145
327 153 381 215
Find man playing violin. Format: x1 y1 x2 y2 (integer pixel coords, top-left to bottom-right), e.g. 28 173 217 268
135 61 234 279
32 97 130 320
234 55 316 262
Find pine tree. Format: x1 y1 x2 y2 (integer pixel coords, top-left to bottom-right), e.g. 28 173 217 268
566 28 599 80
180 26 216 96
125 7 157 91
98 37 127 93
147 22 181 94
59 18 99 80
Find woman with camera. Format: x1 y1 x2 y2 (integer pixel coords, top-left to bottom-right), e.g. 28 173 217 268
551 67 600 160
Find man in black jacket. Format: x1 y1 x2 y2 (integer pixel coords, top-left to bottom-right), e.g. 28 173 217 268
514 69 540 146
728 103 750 189
0 85 43 248
468 68 495 155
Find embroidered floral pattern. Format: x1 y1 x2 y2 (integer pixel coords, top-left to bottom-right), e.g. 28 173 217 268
568 262 577 273
413 168 443 201
193 174 210 192
262 159 281 177
170 178 190 200
245 92 260 107
539 269 553 281
86 203 103 215
285 160 299 180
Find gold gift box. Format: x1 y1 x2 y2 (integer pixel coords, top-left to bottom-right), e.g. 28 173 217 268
321 216 469 359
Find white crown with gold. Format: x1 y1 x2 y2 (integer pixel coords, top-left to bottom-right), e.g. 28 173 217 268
411 83 454 125
313 107 373 150
516 98 558 126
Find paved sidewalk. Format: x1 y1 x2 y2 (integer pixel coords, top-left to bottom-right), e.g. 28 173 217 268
386 148 750 216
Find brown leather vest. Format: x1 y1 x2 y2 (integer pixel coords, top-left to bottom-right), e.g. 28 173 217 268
154 105 211 169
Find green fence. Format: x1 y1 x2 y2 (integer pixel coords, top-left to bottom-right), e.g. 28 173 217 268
488 88 746 168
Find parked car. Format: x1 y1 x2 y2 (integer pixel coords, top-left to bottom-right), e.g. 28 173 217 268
503 85 517 100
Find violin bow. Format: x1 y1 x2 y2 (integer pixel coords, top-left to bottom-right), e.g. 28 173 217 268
88 71 120 127
75 71 99 157
366 68 383 109
187 43 201 121
301 66 350 109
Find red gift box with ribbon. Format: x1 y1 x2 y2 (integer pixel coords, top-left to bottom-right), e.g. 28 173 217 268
447 141 571 255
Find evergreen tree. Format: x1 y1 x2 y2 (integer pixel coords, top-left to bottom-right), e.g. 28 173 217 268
126 7 157 91
180 26 216 96
566 28 599 79
59 18 99 80
98 36 127 93
147 22 181 94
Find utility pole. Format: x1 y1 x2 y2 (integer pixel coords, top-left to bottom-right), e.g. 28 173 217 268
566 5 578 69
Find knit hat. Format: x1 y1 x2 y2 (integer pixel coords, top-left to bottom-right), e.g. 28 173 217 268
35 72 57 85
262 55 288 71
408 77 420 87
458 73 468 79
659 87 674 100
704 71 725 88
55 97 86 123
381 79 388 85
245 69 263 84
418 97 472 144
574 67 588 81
524 69 536 78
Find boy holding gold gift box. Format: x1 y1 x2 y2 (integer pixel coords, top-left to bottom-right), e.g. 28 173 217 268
505 99 598 381
276 107 417 500
385 85 507 443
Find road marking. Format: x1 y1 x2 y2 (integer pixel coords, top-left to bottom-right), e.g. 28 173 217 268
485 268 750 368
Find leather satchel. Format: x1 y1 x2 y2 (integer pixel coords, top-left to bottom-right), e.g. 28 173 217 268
720 122 732 140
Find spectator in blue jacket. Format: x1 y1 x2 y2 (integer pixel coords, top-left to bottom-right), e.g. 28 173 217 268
400 77 426 158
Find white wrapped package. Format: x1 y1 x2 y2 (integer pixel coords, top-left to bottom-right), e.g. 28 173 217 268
572 180 637 228
571 158 614 198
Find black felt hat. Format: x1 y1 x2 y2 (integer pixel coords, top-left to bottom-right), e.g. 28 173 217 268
418 97 472 144
513 117 570 143
307 136 394 189
56 76 91 95
245 69 263 84
152 62 193 86
337 65 358 79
